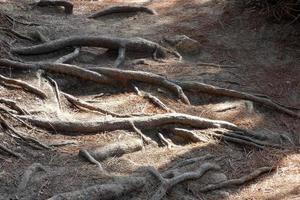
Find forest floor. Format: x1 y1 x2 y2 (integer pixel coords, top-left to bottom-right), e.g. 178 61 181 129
0 0 300 199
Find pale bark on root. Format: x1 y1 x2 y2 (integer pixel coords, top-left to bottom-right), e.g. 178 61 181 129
178 81 300 118
172 128 208 143
55 47 80 64
45 76 62 111
199 166 274 192
10 36 177 59
114 47 126 68
88 6 157 19
147 163 220 200
0 74 47 99
129 121 153 145
17 113 238 135
158 132 174 148
78 149 104 171
0 59 113 84
47 177 146 200
62 91 137 118
30 0 74 14
0 98 29 115
79 138 143 161
89 67 190 104
133 85 173 112
17 163 46 192
0 143 23 159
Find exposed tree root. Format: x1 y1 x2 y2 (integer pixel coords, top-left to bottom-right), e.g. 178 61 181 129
78 149 104 171
10 36 178 59
45 76 62 111
29 30 49 43
130 121 153 145
62 91 138 117
114 46 126 68
47 177 146 200
147 162 220 200
30 0 74 14
4 14 40 26
79 138 143 161
158 132 174 148
88 6 157 19
17 163 46 192
0 59 113 84
0 115 50 150
172 128 208 143
0 143 23 159
55 47 80 64
17 113 238 135
178 81 300 118
0 28 35 42
199 166 274 192
133 85 173 112
0 74 47 99
89 67 190 104
0 98 29 115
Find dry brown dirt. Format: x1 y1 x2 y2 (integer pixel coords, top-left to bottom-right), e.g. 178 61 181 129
0 0 299 200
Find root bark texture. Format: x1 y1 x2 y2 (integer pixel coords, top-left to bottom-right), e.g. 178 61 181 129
55 47 80 64
31 0 73 14
0 98 29 115
0 74 47 99
88 6 157 19
199 166 274 192
79 138 143 161
47 178 146 200
17 113 238 135
11 36 170 58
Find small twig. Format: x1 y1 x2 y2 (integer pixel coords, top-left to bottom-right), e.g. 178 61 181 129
200 166 274 192
197 62 237 69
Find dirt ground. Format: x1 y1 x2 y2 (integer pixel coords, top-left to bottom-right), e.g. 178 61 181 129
0 0 300 199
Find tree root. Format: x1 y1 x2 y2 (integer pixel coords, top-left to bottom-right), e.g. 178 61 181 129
147 162 220 200
78 138 143 161
0 143 23 159
172 128 208 143
115 46 126 68
30 0 74 14
0 27 35 42
130 121 153 145
158 132 174 148
178 81 300 118
89 67 190 104
88 6 157 19
17 113 238 135
0 98 29 115
47 177 146 200
17 163 46 192
0 74 47 99
0 115 50 150
55 47 80 64
10 36 176 59
78 149 104 171
45 76 62 111
62 91 137 117
4 14 40 26
199 166 274 192
133 85 173 112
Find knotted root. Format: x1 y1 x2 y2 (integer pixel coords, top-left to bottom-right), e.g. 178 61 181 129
199 166 274 192
30 0 74 14
88 6 157 19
